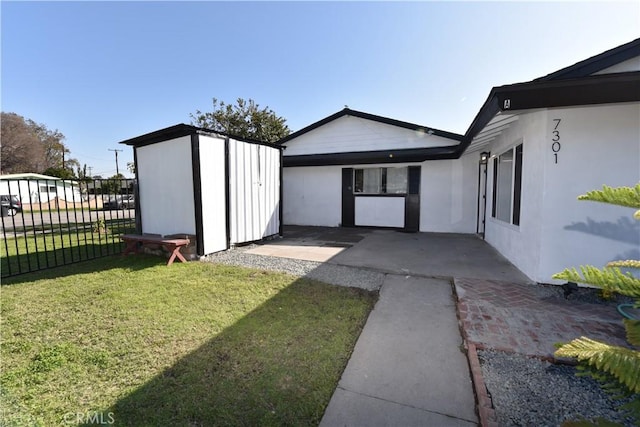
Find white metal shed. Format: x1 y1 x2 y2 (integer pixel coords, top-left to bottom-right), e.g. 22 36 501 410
120 124 282 256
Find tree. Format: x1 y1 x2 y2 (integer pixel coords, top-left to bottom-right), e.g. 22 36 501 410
100 173 126 195
26 119 71 171
1 112 46 173
553 184 640 423
42 167 75 179
190 98 290 143
0 112 78 174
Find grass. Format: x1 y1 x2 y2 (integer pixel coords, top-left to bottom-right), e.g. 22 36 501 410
1 255 377 426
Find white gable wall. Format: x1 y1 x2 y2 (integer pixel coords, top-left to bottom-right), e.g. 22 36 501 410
485 102 640 283
593 56 640 74
283 115 459 156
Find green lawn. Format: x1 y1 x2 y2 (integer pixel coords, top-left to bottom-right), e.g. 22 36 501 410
1 219 135 277
1 256 377 426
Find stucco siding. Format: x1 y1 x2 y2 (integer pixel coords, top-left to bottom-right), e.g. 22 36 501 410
485 102 640 283
419 153 478 233
485 111 547 282
538 102 640 283
284 158 479 233
283 166 342 227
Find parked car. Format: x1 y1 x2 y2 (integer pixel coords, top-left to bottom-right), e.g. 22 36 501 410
103 194 135 210
0 195 22 217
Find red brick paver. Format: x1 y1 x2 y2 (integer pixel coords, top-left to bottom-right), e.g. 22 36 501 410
454 278 628 359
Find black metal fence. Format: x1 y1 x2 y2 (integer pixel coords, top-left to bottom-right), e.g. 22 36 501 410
1 178 138 279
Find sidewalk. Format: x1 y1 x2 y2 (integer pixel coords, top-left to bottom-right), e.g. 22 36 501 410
320 275 478 427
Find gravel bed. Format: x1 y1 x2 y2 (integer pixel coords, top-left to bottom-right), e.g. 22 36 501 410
532 281 636 306
479 349 637 426
203 244 384 291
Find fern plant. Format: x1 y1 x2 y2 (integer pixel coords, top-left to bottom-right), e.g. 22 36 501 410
552 184 640 424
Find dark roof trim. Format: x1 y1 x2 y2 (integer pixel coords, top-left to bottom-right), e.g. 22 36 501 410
283 147 459 167
457 71 640 155
495 71 640 111
277 108 463 145
119 123 282 149
535 38 640 81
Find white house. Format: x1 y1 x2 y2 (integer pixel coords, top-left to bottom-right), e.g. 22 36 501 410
279 109 478 233
0 173 83 203
466 39 640 283
280 39 640 283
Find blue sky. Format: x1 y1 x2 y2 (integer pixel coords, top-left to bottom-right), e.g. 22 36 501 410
2 1 639 178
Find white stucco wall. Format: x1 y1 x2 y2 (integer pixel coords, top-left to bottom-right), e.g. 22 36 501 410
283 115 459 156
136 136 196 236
485 102 640 283
419 153 478 233
539 102 640 282
198 135 227 254
485 112 546 282
355 197 405 227
283 158 479 233
283 166 342 227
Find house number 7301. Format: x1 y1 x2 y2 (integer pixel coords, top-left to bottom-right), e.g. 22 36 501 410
551 119 561 164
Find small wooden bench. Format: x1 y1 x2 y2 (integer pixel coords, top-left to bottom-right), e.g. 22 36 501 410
121 234 190 266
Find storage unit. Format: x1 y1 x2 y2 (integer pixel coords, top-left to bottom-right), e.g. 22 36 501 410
120 124 282 256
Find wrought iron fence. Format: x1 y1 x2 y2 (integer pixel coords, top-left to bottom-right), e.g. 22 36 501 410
1 178 139 279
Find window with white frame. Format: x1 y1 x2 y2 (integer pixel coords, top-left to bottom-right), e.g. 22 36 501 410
492 143 523 225
354 167 408 194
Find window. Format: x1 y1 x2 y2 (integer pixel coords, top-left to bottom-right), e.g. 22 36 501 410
492 144 523 225
39 186 56 193
354 167 408 194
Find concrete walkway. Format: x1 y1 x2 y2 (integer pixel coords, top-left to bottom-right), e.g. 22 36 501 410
248 226 532 426
320 275 477 426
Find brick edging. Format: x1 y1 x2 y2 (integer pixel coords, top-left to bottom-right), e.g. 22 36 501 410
451 280 497 427
467 343 498 427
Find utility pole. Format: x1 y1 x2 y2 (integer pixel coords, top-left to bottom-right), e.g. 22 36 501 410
108 149 123 176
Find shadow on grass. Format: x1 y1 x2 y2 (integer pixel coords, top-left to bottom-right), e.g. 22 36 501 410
1 254 168 286
93 279 375 427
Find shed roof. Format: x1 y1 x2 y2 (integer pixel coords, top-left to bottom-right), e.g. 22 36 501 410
119 123 282 149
